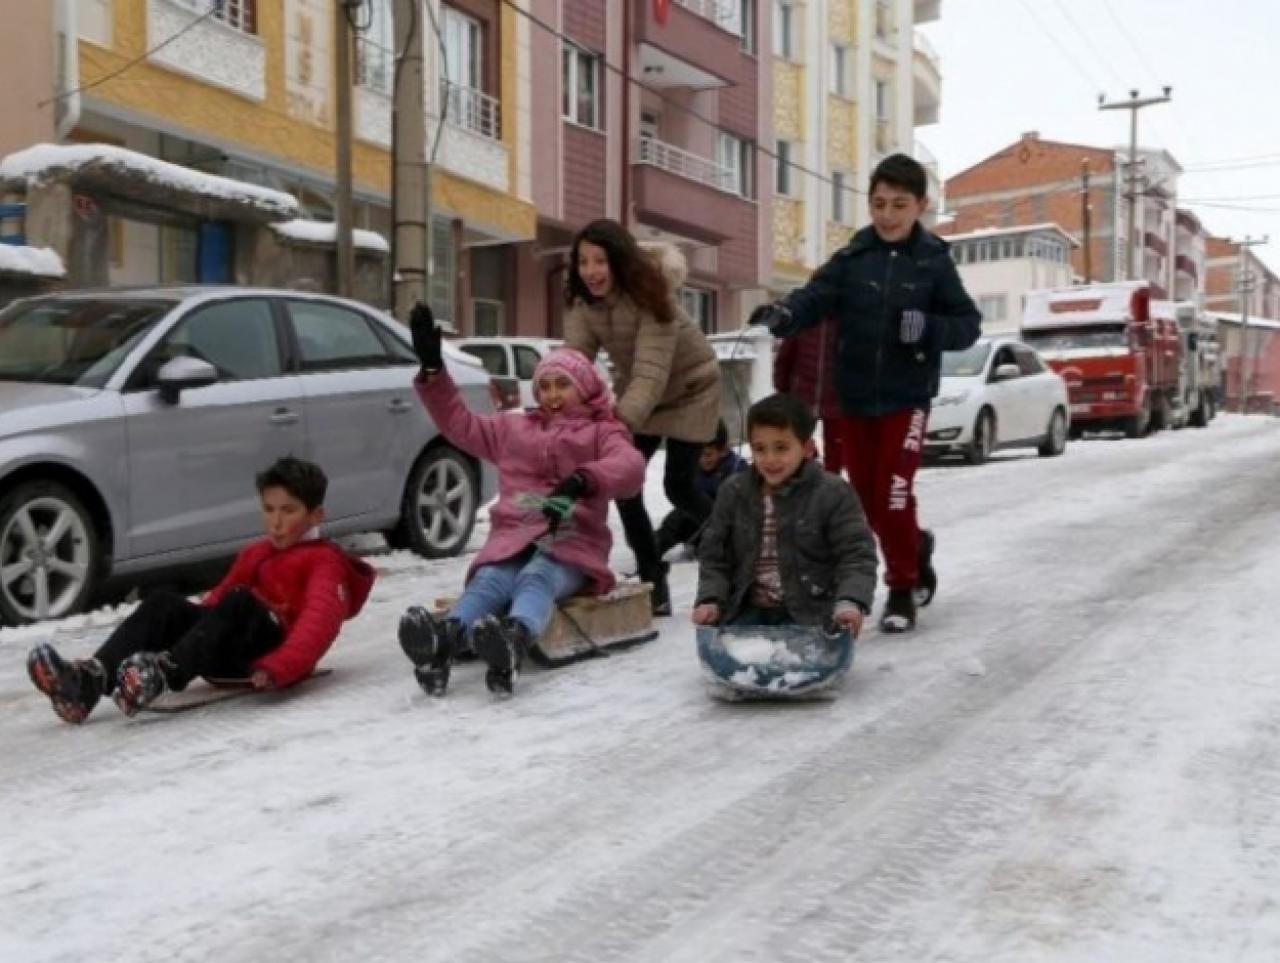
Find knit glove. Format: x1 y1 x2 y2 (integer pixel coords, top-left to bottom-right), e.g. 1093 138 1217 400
408 301 443 373
900 308 927 345
542 472 590 532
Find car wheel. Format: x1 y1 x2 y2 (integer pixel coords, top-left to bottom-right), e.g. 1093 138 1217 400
1038 408 1068 457
0 481 102 625
965 409 995 465
388 446 478 558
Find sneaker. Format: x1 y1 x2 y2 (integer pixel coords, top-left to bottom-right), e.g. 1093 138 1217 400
914 529 937 608
879 587 917 634
113 652 173 717
472 616 532 696
26 643 105 724
398 606 462 697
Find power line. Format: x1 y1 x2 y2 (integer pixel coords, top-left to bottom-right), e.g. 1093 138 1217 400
38 1 223 108
1014 0 1107 94
1050 0 1125 89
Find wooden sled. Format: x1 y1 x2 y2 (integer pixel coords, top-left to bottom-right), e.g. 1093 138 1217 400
434 582 657 669
141 668 334 714
696 625 854 701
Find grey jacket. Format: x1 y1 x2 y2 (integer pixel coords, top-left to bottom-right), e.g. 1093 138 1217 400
696 459 877 625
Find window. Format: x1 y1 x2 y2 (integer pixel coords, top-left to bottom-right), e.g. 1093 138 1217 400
977 295 1008 323
356 0 394 94
1013 345 1044 376
874 80 890 122
775 140 793 196
830 44 850 97
287 301 395 371
680 287 717 334
562 43 601 129
736 0 755 52
472 299 504 337
773 1 794 58
443 7 482 90
156 299 281 382
177 0 257 35
832 171 849 224
514 346 542 381
460 344 509 376
430 217 455 325
718 132 751 198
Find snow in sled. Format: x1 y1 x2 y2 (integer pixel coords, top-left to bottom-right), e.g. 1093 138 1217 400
696 624 854 701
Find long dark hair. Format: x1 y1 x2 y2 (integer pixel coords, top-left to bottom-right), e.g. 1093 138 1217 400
564 219 675 325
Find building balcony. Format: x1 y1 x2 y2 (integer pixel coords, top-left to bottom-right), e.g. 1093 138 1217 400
674 0 746 38
147 0 266 101
914 0 941 24
632 137 754 246
635 137 739 196
1175 254 1200 281
1144 230 1169 257
914 140 942 203
634 1 750 89
912 32 941 125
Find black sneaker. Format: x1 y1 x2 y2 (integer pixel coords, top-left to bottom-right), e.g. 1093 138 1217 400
398 606 463 697
113 652 173 717
914 529 937 608
26 643 105 724
879 587 917 634
472 616 532 696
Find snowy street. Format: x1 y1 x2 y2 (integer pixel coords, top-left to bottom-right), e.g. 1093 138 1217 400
4 415 1280 963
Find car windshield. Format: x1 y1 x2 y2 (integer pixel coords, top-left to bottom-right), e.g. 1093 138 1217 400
941 342 992 378
1022 325 1128 352
0 297 173 387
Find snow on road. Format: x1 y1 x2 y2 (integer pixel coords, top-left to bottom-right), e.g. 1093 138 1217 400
4 415 1280 963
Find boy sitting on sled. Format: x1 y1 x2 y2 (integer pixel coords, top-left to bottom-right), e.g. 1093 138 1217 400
692 393 876 633
399 304 645 697
27 457 375 722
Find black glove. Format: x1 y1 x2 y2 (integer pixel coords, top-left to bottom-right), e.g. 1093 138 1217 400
409 301 443 372
900 308 927 345
542 472 590 532
747 303 789 331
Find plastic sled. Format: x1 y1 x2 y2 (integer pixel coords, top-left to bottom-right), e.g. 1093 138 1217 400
696 624 854 701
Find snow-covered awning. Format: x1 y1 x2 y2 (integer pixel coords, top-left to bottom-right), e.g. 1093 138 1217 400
0 244 65 279
0 143 299 224
271 219 391 254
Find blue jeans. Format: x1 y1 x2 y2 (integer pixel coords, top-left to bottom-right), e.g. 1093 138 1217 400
449 551 586 638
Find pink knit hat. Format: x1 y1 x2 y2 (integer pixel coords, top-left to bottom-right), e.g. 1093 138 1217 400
533 347 614 413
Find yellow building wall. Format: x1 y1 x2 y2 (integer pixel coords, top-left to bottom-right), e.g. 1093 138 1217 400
829 0 857 44
827 97 857 171
772 61 804 142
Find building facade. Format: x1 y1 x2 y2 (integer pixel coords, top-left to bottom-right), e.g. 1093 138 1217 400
1204 235 1280 321
770 0 942 292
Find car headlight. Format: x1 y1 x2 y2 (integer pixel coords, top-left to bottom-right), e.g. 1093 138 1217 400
934 390 970 407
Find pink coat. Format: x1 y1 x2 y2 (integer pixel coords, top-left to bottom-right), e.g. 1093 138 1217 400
415 371 646 594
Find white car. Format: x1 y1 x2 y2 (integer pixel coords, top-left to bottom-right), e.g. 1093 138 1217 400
452 336 611 409
926 336 1070 464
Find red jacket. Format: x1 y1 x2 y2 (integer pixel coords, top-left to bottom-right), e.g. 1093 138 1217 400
202 537 375 687
773 318 842 421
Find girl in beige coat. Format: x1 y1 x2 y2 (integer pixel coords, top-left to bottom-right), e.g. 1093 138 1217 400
562 219 721 615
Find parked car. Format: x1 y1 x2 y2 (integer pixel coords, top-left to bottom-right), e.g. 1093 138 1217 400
453 336 612 409
925 336 1070 465
0 287 499 625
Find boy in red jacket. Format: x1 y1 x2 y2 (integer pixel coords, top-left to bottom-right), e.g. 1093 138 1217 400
26 457 375 722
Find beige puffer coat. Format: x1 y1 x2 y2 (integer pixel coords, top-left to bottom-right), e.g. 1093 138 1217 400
562 243 721 444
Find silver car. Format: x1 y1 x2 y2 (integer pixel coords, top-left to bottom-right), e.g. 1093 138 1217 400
0 287 498 625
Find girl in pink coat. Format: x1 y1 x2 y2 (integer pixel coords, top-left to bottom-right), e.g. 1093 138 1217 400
399 305 646 697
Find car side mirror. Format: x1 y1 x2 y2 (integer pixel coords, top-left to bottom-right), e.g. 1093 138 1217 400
993 363 1020 381
156 356 219 404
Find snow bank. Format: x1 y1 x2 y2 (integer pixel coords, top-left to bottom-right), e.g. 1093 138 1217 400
0 143 298 217
0 244 64 278
271 219 391 253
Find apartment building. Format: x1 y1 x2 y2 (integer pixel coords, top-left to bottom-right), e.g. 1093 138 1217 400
1205 235 1280 321
770 0 942 292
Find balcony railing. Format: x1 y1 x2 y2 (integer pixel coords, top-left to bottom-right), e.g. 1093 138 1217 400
441 80 501 140
674 0 744 36
635 136 738 194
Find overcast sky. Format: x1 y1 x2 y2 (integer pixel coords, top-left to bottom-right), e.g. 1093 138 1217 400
920 0 1280 275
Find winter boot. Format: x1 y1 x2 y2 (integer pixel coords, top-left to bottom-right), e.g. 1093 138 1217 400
644 561 672 617
472 616 533 696
914 529 937 608
398 606 463 697
112 652 174 717
879 587 917 634
26 643 106 724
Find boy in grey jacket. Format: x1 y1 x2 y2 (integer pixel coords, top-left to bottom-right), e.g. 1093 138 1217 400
692 394 877 633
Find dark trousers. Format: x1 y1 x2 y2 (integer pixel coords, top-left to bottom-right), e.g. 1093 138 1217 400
654 508 702 557
93 588 283 691
617 434 714 581
728 605 794 627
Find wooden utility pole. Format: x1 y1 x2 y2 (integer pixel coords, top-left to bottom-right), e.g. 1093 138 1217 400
334 0 355 297
1098 87 1171 282
1236 235 1270 412
392 0 428 318
1080 158 1092 283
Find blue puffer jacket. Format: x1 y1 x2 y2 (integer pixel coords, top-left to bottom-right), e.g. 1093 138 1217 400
775 224 982 417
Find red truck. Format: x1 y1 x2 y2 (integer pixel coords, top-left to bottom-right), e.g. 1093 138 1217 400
1021 281 1182 438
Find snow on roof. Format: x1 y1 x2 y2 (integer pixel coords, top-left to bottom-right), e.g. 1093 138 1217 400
938 222 1079 246
271 219 391 253
0 243 65 278
0 143 298 217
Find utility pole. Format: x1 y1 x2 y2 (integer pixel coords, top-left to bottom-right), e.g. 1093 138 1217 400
1080 158 1092 283
334 0 356 297
1098 87 1171 282
1236 234 1269 412
392 0 428 318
